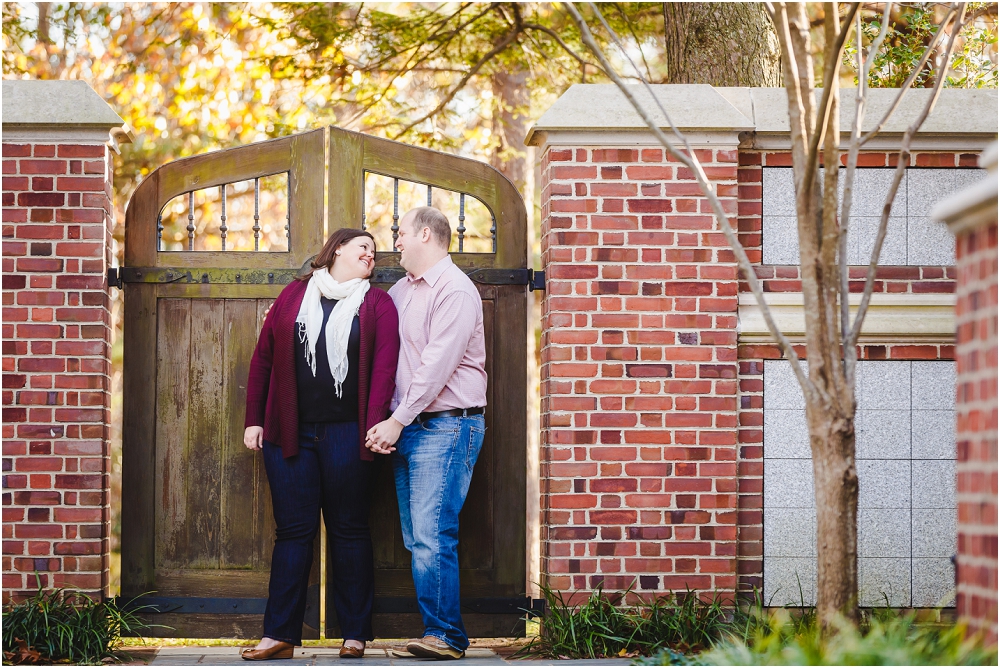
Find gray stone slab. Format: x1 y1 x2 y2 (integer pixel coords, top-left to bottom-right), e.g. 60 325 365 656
762 216 801 265
912 508 957 558
764 409 811 459
764 508 816 557
906 169 986 218
764 557 816 607
912 459 956 509
911 410 956 459
911 361 956 410
764 360 807 410
855 409 911 459
912 557 956 607
764 459 815 508
859 558 911 607
857 361 911 410
762 168 796 216
907 216 956 265
858 509 911 558
842 168 906 217
847 216 908 266
858 460 911 509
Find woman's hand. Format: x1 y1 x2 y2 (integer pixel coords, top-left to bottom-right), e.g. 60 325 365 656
244 426 264 451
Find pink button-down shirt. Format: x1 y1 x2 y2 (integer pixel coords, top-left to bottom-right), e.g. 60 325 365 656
388 255 487 426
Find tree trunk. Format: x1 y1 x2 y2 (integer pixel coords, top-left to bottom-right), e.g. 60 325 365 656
489 70 529 192
36 3 50 43
662 2 782 86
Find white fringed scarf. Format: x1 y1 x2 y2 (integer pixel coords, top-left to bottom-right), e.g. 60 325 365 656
295 268 370 397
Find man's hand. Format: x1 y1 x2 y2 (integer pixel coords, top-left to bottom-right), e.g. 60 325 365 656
244 426 264 451
366 418 404 454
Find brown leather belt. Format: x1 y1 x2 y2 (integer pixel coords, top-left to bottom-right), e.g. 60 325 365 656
416 407 485 423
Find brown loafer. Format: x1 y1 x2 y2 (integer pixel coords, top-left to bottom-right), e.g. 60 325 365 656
406 635 465 660
241 641 294 660
339 643 365 658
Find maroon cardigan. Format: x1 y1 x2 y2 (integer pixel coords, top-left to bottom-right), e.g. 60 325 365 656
244 280 400 460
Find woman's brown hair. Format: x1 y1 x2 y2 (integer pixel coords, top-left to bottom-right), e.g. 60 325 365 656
296 228 376 282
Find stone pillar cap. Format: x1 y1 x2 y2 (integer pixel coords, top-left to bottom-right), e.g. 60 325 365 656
2 79 133 151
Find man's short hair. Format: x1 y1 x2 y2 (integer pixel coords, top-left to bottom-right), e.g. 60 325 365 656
408 206 451 248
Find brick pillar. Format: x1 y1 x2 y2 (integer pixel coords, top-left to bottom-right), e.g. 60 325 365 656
939 144 999 644
2 80 129 601
532 101 744 596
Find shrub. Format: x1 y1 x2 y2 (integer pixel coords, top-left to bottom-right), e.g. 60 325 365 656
2 585 156 665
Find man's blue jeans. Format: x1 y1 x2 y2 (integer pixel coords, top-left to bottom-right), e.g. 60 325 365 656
392 414 486 652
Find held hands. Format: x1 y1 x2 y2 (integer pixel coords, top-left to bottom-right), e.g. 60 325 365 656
244 426 263 451
365 418 404 455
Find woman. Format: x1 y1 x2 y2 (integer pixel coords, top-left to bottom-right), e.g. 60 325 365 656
241 228 399 660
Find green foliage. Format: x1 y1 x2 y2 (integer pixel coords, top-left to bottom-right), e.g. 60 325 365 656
844 4 998 89
1 585 158 665
697 607 998 666
516 584 735 660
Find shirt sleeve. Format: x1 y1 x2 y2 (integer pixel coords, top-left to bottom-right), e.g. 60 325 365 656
390 288 478 426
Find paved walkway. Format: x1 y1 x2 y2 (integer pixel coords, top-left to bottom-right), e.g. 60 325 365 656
141 646 634 665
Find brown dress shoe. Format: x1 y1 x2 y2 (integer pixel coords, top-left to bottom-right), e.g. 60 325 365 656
241 641 294 660
406 636 465 660
339 643 365 659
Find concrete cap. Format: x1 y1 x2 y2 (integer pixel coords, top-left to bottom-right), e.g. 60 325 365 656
529 85 998 145
525 84 754 145
2 79 132 147
932 140 998 235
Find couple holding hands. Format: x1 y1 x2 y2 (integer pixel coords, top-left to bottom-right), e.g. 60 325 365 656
241 206 486 661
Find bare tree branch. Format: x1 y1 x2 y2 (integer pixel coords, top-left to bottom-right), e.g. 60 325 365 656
522 21 608 76
565 1 819 401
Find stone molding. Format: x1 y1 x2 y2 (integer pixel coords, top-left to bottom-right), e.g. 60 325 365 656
738 292 956 344
528 85 998 152
933 141 999 237
2 80 133 151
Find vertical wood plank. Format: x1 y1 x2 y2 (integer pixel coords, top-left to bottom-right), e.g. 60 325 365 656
154 299 192 568
185 300 225 567
254 299 277 568
220 299 260 568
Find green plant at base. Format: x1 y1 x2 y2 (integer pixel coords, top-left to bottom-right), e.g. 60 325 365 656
2 584 161 665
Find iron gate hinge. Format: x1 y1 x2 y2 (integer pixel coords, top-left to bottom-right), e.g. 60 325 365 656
106 267 123 290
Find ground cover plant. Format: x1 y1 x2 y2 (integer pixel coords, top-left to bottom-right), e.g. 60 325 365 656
1 585 156 665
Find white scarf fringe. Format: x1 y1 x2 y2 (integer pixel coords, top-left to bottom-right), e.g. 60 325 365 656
295 268 370 398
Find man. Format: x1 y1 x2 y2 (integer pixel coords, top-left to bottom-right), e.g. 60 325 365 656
366 206 487 660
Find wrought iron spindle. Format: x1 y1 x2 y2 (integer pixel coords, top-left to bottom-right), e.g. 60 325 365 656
253 178 261 251
457 193 466 253
490 211 497 253
285 171 290 248
391 177 400 246
187 191 195 251
219 184 228 251
426 184 432 206
156 213 163 251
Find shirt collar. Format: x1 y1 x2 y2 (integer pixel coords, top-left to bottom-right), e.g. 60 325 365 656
408 255 452 288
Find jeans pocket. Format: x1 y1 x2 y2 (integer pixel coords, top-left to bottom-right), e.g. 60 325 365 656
466 425 486 472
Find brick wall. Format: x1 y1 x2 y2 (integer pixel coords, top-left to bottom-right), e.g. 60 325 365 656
953 220 998 643
538 144 741 599
2 141 115 601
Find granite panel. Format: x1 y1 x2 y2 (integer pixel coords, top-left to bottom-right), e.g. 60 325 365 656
912 460 956 509
858 460 911 509
764 557 816 607
762 216 801 265
912 558 956 607
855 409 911 459
764 360 807 410
907 216 956 265
764 409 811 459
764 459 815 508
847 216 908 266
906 168 985 218
762 167 797 215
911 362 956 410
911 410 956 459
841 168 906 217
764 508 816 557
857 361 911 410
859 558 911 607
912 508 957 558
858 509 911 558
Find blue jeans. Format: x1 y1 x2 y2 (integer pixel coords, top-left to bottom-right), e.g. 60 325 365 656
392 415 486 652
261 422 374 644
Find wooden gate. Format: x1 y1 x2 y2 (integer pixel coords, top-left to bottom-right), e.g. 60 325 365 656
119 127 531 639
